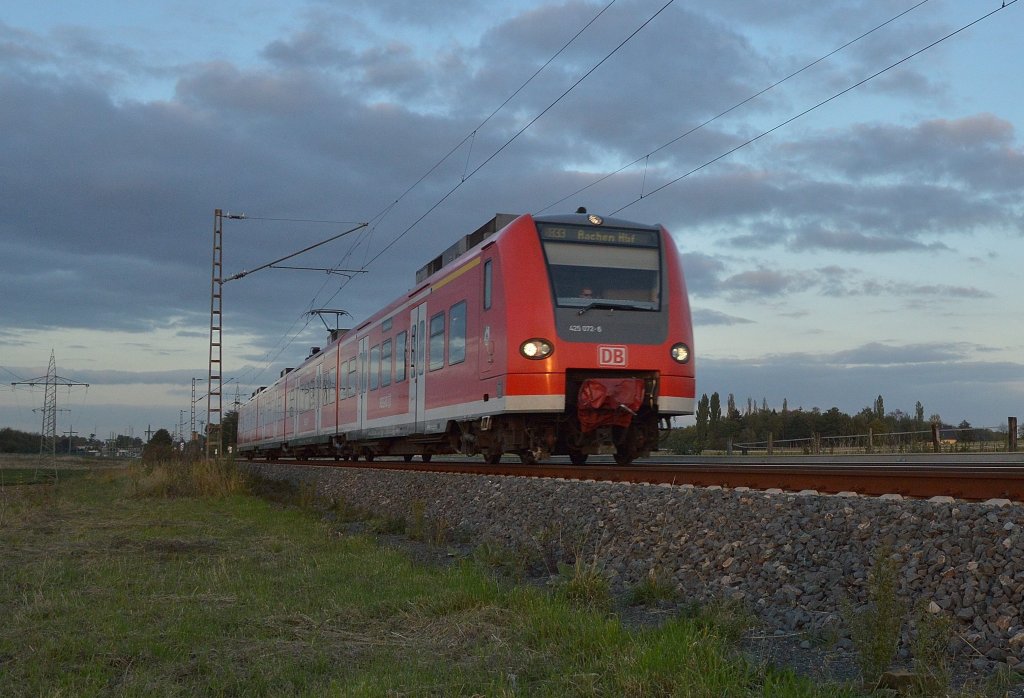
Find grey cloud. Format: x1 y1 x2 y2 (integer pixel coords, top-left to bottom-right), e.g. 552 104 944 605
692 308 754 326
722 268 813 300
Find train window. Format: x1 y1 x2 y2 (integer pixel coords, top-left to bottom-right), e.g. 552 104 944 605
429 312 445 371
542 240 661 311
483 259 492 310
324 368 336 405
369 345 380 390
395 332 407 382
449 301 466 365
381 339 392 387
347 359 357 397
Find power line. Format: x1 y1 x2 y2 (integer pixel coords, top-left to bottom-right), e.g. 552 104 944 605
538 0 933 214
356 1 620 245
242 1 648 388
224 223 367 282
357 0 677 274
1 365 26 382
611 0 1018 215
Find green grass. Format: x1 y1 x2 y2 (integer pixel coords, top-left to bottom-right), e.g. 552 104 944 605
0 463 856 696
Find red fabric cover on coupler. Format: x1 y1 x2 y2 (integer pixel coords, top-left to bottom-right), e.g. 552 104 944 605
577 378 645 433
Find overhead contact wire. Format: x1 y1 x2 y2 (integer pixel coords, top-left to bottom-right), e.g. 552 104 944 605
539 0 933 214
358 0 676 272
611 0 1018 215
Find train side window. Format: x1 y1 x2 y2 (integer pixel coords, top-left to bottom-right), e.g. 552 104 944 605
449 301 466 365
395 332 407 382
325 368 336 404
381 339 392 387
483 259 492 310
369 344 380 390
418 320 426 376
429 312 445 371
347 358 357 397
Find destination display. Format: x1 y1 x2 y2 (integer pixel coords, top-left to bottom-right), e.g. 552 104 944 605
538 224 660 248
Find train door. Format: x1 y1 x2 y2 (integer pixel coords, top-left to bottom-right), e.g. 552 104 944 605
357 336 369 433
479 256 497 380
315 364 323 435
409 303 427 432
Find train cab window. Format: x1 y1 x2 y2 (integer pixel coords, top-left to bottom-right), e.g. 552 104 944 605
369 345 380 390
449 301 466 365
429 312 445 371
395 332 407 382
381 339 392 387
483 260 493 310
540 230 661 311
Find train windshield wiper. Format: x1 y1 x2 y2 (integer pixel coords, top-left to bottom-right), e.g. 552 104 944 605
577 301 652 316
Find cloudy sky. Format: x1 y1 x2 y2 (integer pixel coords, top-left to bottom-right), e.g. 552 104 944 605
2 0 1022 439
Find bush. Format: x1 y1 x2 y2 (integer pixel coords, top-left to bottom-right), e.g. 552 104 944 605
132 458 250 499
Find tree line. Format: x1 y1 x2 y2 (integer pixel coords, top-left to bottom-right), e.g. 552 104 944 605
1 427 143 455
662 393 1005 455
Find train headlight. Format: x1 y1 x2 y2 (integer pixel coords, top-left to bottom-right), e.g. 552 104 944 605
670 342 690 364
520 338 554 360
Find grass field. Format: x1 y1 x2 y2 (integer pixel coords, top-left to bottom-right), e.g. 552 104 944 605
0 459 856 696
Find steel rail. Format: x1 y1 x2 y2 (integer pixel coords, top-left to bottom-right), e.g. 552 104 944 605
264 457 1024 502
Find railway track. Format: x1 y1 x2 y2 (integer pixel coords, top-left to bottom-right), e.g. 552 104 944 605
261 454 1024 502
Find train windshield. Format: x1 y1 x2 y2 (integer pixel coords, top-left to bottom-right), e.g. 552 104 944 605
538 224 661 311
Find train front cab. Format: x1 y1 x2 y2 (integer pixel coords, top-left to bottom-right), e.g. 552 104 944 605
488 212 694 465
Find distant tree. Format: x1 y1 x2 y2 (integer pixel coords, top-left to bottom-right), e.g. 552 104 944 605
709 393 722 426
0 427 39 453
695 394 710 444
661 425 702 454
726 393 739 420
957 420 976 446
914 401 925 425
874 395 885 420
221 411 239 452
142 428 176 463
782 398 789 414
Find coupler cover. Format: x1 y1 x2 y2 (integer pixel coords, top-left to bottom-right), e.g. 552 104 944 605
577 378 645 432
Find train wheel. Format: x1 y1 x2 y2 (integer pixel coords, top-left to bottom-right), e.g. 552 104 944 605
517 450 537 465
421 454 432 463
484 450 502 464
613 446 635 466
569 450 588 465
403 454 414 462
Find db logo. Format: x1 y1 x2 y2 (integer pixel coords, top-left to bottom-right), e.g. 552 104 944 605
598 345 627 367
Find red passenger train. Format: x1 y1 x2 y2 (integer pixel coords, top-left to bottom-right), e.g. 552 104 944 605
236 210 695 465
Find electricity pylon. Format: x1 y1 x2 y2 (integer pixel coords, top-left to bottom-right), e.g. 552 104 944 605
10 349 89 479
